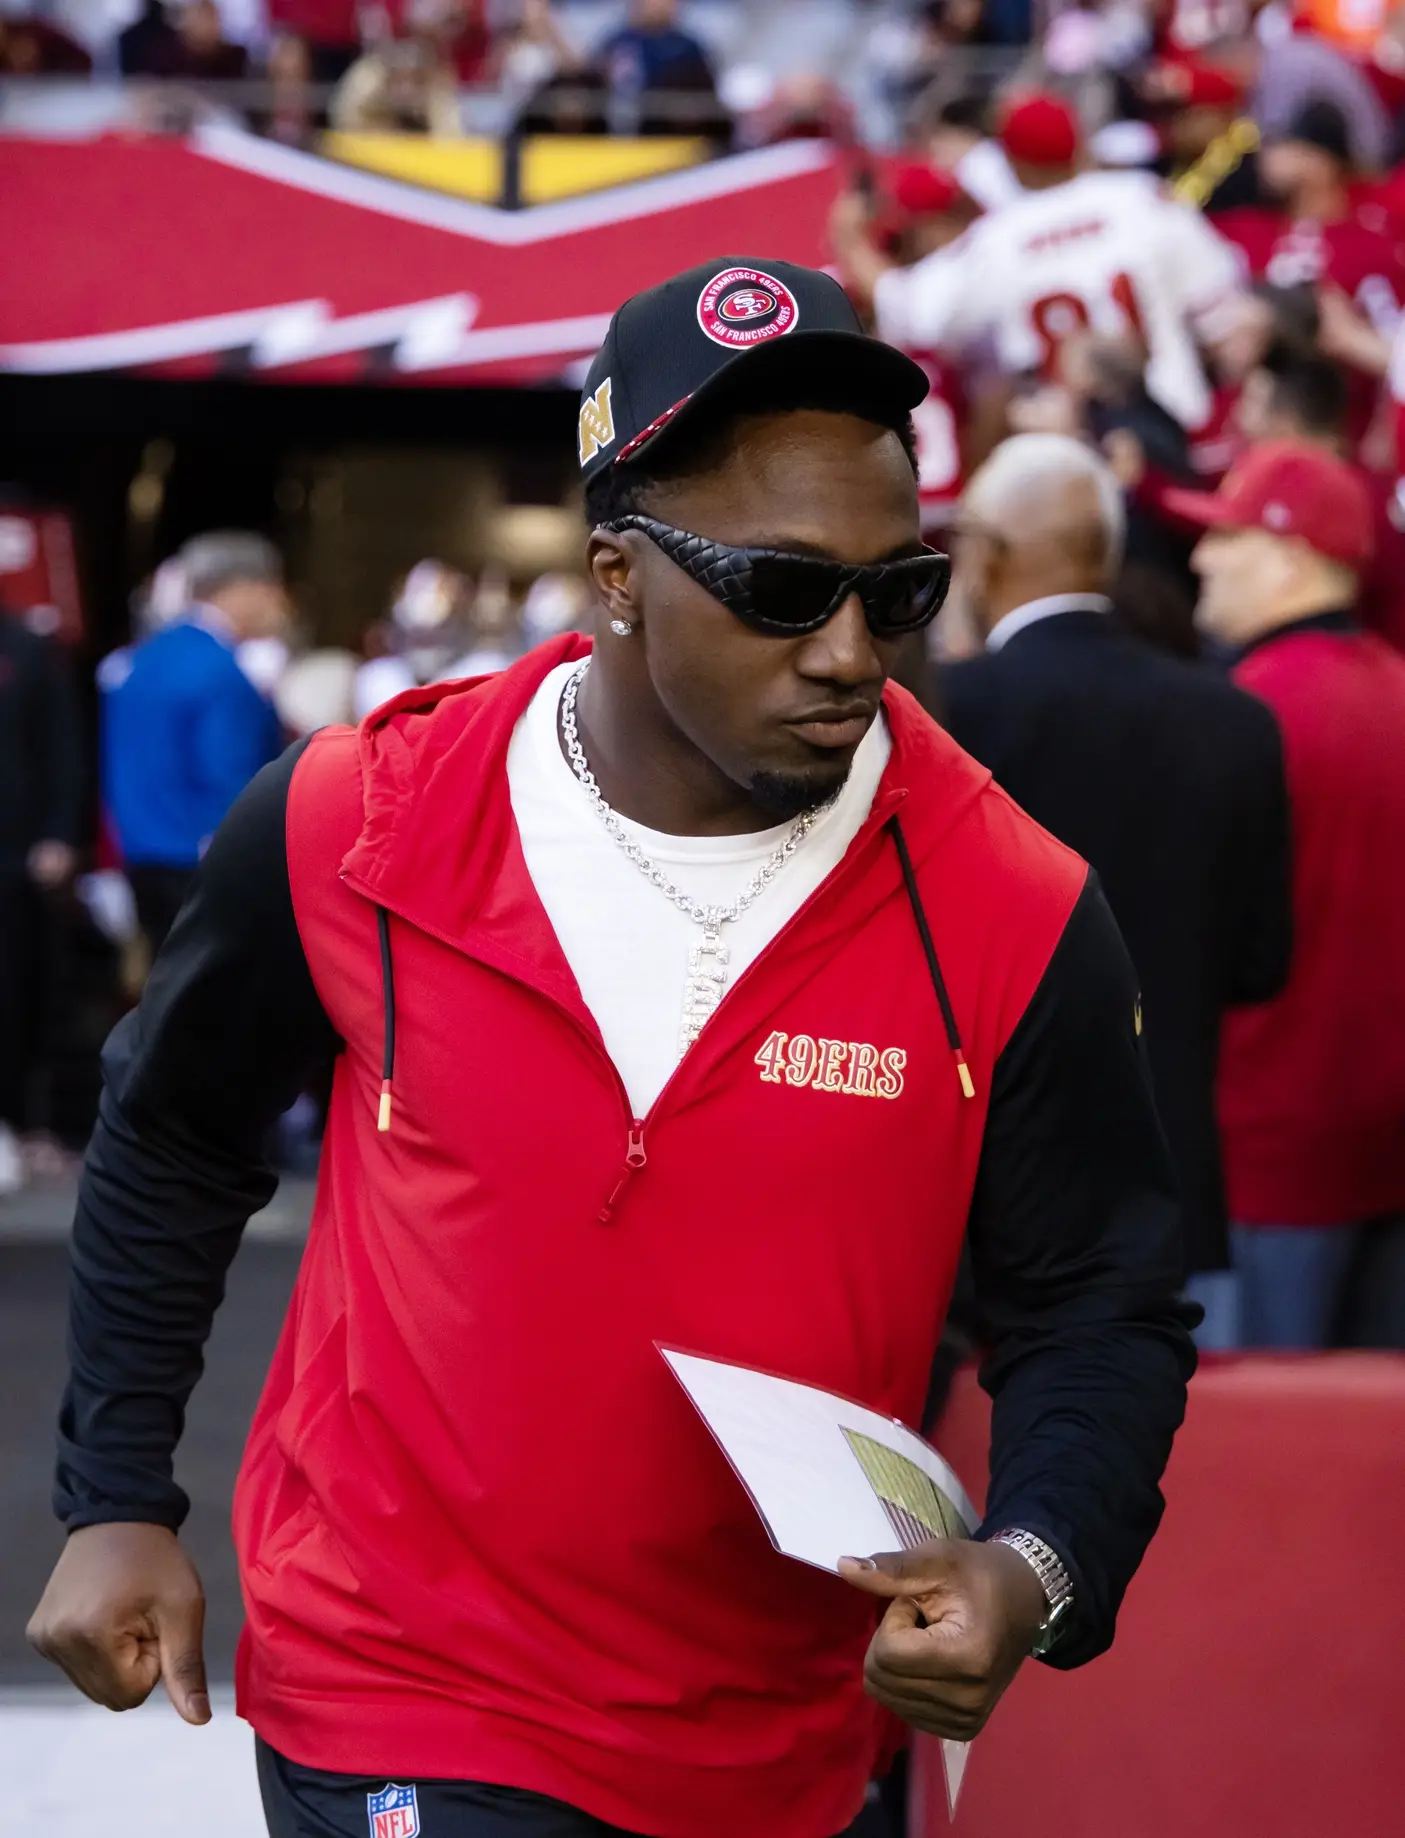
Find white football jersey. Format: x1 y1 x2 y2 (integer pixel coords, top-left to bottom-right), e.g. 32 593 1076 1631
873 170 1243 431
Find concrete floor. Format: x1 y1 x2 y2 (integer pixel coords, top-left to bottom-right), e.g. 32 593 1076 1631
0 1178 310 1832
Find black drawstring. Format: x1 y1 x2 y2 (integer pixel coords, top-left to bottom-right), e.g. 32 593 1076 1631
376 906 396 1132
372 835 970 1127
887 816 975 1100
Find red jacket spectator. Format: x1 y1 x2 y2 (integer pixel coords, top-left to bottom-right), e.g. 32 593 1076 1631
1216 103 1405 449
1221 618 1405 1222
1167 444 1405 1227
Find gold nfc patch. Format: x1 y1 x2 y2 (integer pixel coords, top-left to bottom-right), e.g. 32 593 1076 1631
578 379 616 465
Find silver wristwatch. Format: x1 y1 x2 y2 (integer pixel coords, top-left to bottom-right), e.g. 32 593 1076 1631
988 1529 1075 1656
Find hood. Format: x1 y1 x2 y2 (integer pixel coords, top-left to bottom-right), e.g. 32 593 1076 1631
343 632 991 932
339 634 994 1126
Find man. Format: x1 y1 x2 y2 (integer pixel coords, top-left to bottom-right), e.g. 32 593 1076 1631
1233 341 1405 652
595 0 718 133
835 90 1246 435
1166 441 1405 1346
30 260 1195 1838
1147 55 1263 216
939 434 1291 1342
103 531 286 954
1214 101 1405 447
0 612 82 1195
831 162 974 534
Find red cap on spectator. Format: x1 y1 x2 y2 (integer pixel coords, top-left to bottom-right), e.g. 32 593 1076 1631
999 93 1080 168
1162 441 1375 569
891 161 963 218
1153 55 1245 109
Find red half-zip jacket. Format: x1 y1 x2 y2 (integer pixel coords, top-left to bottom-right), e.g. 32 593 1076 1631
57 635 1195 1838
1219 615 1405 1223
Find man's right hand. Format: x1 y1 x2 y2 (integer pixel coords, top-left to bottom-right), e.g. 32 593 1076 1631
26 1523 211 1723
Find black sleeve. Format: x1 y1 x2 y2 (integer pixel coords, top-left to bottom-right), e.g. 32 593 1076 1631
967 874 1198 1669
55 740 340 1532
1220 705 1292 1007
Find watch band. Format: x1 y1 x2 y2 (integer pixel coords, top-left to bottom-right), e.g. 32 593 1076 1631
988 1528 1075 1656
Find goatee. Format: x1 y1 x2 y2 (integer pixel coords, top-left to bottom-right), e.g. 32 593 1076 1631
747 768 847 822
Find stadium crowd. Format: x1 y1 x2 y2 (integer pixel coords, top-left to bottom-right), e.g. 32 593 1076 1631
4 0 1405 1364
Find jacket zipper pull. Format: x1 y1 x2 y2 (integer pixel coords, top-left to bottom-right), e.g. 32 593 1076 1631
598 1123 648 1224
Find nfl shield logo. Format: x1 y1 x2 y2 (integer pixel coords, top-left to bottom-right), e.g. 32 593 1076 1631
367 1783 421 1838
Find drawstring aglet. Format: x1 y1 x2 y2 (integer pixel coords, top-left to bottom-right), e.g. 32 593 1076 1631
377 1080 393 1133
954 1051 975 1100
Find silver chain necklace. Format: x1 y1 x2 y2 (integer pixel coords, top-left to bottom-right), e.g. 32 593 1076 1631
559 661 834 1054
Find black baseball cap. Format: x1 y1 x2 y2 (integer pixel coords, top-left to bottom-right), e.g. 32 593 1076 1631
1274 99 1353 166
576 256 930 479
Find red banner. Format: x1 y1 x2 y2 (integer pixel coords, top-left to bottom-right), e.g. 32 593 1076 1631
0 128 845 385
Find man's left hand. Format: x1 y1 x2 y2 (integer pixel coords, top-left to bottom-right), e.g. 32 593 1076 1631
839 1538 1047 1739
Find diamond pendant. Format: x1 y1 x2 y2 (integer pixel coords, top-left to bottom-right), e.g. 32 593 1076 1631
679 924 730 1055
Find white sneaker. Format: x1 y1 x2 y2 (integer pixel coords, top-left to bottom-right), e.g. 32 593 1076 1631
0 1122 25 1196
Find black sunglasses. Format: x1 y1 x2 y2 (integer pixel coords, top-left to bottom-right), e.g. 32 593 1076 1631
601 514 951 639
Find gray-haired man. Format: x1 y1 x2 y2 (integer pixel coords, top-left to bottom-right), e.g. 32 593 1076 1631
104 531 288 953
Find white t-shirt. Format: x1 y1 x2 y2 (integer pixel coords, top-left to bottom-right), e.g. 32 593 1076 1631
506 659 892 1118
874 169 1243 431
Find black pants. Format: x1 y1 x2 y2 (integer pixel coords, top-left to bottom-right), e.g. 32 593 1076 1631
127 863 195 959
256 1740 877 1838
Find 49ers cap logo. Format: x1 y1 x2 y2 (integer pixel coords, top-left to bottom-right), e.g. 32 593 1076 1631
697 266 799 348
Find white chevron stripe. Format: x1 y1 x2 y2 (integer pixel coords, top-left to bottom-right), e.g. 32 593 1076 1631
0 296 608 376
190 124 836 246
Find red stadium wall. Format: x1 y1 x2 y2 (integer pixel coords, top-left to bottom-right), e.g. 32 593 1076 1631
914 1358 1405 1838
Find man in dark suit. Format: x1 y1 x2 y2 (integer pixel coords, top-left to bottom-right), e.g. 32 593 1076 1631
939 434 1292 1342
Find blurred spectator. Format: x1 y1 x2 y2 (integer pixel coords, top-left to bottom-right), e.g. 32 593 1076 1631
1150 0 1259 57
103 532 287 956
275 648 359 734
1169 442 1405 1347
266 0 361 83
452 566 523 674
353 558 474 718
1252 30 1392 172
410 0 492 83
939 434 1291 1343
129 0 249 80
597 0 709 91
1213 101 1405 450
0 615 83 1196
520 571 589 648
1007 329 1209 652
331 25 462 134
740 72 855 147
903 0 998 98
1139 54 1265 214
595 0 723 136
248 31 326 146
119 0 174 76
838 91 1246 436
917 92 1021 210
834 161 976 532
1235 339 1405 651
496 0 581 112
0 13 92 73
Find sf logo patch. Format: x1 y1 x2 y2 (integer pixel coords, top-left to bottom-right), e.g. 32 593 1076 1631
578 378 616 465
720 287 777 322
368 1783 421 1838
697 266 799 348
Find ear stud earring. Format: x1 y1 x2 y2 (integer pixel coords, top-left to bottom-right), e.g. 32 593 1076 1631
610 619 636 637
